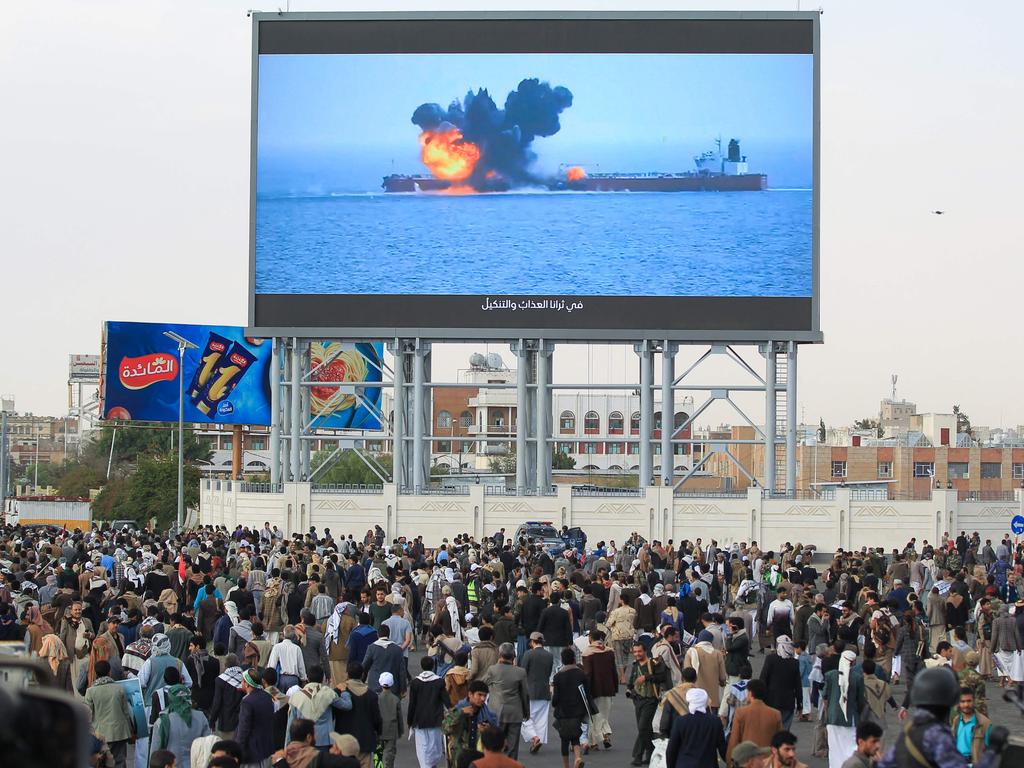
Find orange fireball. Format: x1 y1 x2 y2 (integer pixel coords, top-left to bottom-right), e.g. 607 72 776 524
419 128 480 182
566 165 586 182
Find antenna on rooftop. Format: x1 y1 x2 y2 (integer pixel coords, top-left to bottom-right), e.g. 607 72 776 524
891 374 898 402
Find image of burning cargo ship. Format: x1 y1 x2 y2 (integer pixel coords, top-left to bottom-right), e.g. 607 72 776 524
381 79 767 193
254 52 812 299
383 137 766 193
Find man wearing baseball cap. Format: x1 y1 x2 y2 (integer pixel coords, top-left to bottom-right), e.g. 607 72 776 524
732 741 771 768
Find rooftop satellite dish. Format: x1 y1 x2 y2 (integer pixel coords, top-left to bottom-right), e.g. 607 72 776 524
469 353 487 368
486 352 504 370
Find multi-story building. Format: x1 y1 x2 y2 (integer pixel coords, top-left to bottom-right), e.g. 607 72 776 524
880 397 917 436
719 424 1024 499
1 409 77 468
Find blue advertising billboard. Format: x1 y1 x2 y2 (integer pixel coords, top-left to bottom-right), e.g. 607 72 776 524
101 321 383 428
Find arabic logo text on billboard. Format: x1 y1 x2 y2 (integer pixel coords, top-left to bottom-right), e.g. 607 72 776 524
118 354 179 390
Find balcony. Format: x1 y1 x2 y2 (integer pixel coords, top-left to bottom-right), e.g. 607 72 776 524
467 423 515 436
468 391 517 408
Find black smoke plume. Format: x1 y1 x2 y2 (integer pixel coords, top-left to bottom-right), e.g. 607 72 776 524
411 77 573 189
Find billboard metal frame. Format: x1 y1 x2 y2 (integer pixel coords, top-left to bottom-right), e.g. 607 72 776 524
246 10 821 344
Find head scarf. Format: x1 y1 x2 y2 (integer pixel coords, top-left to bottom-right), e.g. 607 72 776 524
25 604 53 634
446 595 463 643
324 602 353 649
151 633 172 656
685 687 709 713
38 633 68 675
190 643 211 690
162 683 193 726
838 649 857 718
776 635 795 659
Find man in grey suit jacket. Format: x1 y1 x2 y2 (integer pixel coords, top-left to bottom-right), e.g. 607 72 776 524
482 643 531 758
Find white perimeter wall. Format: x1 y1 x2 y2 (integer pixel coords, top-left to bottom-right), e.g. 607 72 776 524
200 482 1024 552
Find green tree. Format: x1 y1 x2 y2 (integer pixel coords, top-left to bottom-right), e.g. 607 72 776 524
311 450 391 485
92 477 129 521
116 455 202 529
552 449 576 470
58 463 105 498
953 405 973 437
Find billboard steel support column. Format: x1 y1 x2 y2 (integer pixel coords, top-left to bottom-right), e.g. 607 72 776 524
661 342 677 486
390 341 406 491
0 411 7 519
764 343 777 492
638 342 654 488
513 341 528 494
412 340 431 492
786 342 798 492
299 342 311 481
290 337 301 483
535 343 552 492
269 338 281 486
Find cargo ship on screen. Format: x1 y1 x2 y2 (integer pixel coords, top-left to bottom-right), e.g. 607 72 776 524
381 139 767 193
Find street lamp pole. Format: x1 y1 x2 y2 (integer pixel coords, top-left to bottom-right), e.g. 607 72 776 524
164 331 198 531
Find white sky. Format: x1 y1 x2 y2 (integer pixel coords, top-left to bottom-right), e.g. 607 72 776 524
2 1 1022 429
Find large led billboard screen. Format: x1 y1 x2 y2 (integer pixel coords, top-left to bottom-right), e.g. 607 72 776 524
250 13 820 341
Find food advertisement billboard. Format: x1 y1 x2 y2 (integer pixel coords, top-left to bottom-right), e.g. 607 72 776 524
100 321 383 428
250 12 820 340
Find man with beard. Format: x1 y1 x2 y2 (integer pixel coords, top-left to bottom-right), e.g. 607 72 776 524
59 599 94 693
768 730 808 768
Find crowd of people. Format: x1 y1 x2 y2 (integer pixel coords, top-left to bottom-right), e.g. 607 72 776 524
1 521 1022 768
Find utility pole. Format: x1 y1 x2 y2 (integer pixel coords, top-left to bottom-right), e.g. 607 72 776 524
0 410 8 520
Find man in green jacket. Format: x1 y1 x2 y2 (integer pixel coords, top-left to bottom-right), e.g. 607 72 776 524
628 641 671 767
821 649 865 768
84 660 135 768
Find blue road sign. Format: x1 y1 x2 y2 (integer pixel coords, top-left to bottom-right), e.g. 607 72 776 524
1011 515 1024 535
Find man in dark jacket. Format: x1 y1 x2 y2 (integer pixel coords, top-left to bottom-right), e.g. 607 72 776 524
536 595 573 674
519 583 547 640
665 687 727 768
407 656 449 768
236 667 275 766
185 634 220 714
362 625 407 697
334 661 382 767
208 655 245 737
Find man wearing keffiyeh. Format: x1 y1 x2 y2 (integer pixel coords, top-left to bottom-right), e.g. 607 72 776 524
822 649 864 768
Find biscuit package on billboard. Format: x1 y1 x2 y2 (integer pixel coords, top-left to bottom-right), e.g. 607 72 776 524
188 332 232 400
193 342 258 417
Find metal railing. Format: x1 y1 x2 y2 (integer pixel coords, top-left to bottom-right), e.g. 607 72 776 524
764 490 825 501
405 485 471 496
312 484 384 495
958 490 1018 502
571 487 645 497
674 489 748 498
484 486 518 496
237 482 283 494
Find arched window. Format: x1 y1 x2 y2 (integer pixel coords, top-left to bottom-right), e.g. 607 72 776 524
608 411 624 434
582 464 600 471
608 464 623 471
459 410 473 428
583 411 600 434
630 411 641 434
437 410 452 428
674 411 688 430
654 413 662 430
559 410 576 433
